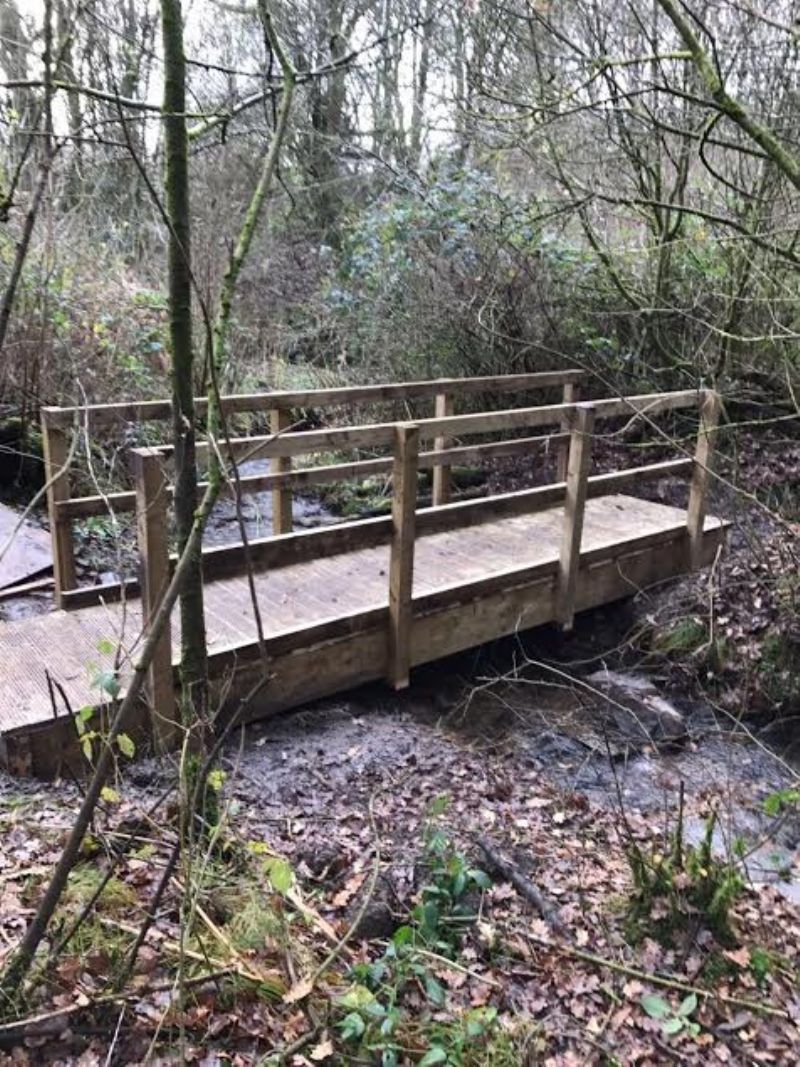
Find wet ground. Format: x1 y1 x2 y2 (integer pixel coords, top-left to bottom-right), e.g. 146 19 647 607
181 633 800 905
2 459 799 904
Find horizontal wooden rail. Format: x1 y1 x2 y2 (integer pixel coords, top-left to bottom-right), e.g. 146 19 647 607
58 489 137 519
196 456 693 581
56 432 569 521
43 370 585 429
180 389 701 465
56 385 700 522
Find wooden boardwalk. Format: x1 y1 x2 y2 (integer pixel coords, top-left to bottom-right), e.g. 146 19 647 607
1 375 727 775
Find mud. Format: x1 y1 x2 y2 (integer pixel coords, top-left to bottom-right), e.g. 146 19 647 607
218 649 800 904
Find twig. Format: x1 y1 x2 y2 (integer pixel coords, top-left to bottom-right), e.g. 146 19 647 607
412 948 503 989
523 935 790 1019
103 1005 125 1067
99 917 284 993
0 968 235 1043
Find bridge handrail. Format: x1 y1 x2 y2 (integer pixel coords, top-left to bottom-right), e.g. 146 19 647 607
159 388 701 464
41 370 585 429
51 387 701 525
42 369 585 606
57 431 569 520
44 380 711 621
59 451 699 612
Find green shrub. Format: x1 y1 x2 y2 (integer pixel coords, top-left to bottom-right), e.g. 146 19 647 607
626 806 743 947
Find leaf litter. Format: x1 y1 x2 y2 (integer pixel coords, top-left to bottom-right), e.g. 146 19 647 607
1 670 799 1064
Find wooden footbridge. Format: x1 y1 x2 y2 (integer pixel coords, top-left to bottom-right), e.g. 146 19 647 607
0 371 726 775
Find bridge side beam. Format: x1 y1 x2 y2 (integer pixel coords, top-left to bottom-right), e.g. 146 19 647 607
387 423 420 690
557 403 596 629
131 447 176 750
687 389 721 569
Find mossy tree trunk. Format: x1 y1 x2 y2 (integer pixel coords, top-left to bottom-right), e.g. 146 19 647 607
161 0 207 726
656 0 800 192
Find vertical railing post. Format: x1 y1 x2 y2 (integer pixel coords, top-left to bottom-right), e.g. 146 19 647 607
687 389 721 569
387 423 419 690
556 379 579 482
432 391 453 507
41 407 76 608
556 403 595 629
131 447 175 749
270 407 293 536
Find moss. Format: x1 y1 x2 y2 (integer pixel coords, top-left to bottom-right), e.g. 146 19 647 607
53 865 139 960
651 616 730 675
319 474 394 517
65 865 137 915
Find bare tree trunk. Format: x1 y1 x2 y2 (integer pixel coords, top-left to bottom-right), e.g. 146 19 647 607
0 0 56 357
409 0 435 168
0 156 54 356
656 0 800 191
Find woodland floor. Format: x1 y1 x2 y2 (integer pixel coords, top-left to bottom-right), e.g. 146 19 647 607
0 657 799 1065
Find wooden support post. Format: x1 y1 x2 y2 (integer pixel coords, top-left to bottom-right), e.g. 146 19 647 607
556 380 579 482
431 391 453 506
131 447 175 749
41 408 76 608
270 407 293 535
687 389 721 569
557 403 595 630
387 423 419 690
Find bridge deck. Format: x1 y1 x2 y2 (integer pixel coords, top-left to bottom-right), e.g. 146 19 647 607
0 493 726 774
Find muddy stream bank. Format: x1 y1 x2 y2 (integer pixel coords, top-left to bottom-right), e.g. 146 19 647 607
202 644 800 905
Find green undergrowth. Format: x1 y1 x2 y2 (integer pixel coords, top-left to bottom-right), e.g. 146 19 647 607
318 464 488 519
649 615 730 679
625 803 743 948
51 863 139 963
197 857 289 956
332 796 512 1066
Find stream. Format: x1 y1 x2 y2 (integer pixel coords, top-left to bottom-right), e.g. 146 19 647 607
205 652 800 907
0 458 339 622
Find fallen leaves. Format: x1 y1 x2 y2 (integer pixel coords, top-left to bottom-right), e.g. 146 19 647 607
283 976 314 1005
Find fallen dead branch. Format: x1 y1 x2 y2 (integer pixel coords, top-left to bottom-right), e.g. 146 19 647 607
477 835 567 935
0 968 235 1046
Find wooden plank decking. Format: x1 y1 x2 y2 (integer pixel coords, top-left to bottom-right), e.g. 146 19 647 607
0 493 727 775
